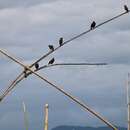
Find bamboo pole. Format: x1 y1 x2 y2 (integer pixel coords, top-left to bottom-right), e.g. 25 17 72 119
22 102 29 130
0 10 129 102
127 73 130 130
29 10 129 69
0 49 118 130
44 104 49 130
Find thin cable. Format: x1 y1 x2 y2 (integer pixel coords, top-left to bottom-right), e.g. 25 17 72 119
40 63 108 69
0 49 118 130
27 63 108 76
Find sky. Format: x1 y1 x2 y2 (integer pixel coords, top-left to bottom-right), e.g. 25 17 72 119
0 0 130 130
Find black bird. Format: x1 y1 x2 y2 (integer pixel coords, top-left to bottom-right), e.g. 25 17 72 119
48 45 54 51
48 58 55 65
0 97 2 102
24 68 27 78
35 63 39 70
90 21 96 30
59 37 63 46
124 5 129 12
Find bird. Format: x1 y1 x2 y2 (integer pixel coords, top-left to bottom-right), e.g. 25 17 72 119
124 5 129 12
90 21 96 30
24 68 27 78
35 63 39 70
59 37 63 46
48 58 55 65
48 45 54 51
0 97 2 102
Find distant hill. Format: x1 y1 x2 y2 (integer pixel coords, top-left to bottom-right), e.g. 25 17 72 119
52 126 126 130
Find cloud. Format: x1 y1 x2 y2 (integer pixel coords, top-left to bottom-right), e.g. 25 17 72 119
0 0 130 130
0 0 60 9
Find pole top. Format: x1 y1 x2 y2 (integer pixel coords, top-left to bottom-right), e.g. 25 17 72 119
45 104 49 108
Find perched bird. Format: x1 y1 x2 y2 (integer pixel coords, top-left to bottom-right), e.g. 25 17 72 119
124 5 129 12
24 68 27 78
48 45 54 51
48 58 55 65
59 37 63 46
0 97 2 102
35 63 39 70
90 21 96 30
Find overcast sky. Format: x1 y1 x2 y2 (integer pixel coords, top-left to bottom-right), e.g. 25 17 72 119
0 0 130 130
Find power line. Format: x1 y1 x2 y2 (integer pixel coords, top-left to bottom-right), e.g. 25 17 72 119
0 49 118 130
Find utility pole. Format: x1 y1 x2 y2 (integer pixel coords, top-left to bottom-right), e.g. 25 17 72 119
44 104 49 130
127 73 130 130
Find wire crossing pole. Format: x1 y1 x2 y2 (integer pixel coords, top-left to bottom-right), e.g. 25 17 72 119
0 10 129 102
127 73 130 130
44 104 49 130
0 49 118 130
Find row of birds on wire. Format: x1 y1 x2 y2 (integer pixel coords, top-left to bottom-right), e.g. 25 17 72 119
23 5 129 78
24 37 63 77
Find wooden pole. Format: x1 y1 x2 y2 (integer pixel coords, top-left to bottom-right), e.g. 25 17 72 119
127 74 130 130
0 10 129 101
44 104 49 130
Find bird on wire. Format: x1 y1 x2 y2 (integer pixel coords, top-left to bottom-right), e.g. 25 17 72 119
59 37 63 46
124 5 129 12
90 21 96 30
35 63 39 70
0 97 2 102
48 58 55 65
48 45 54 51
23 68 28 78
